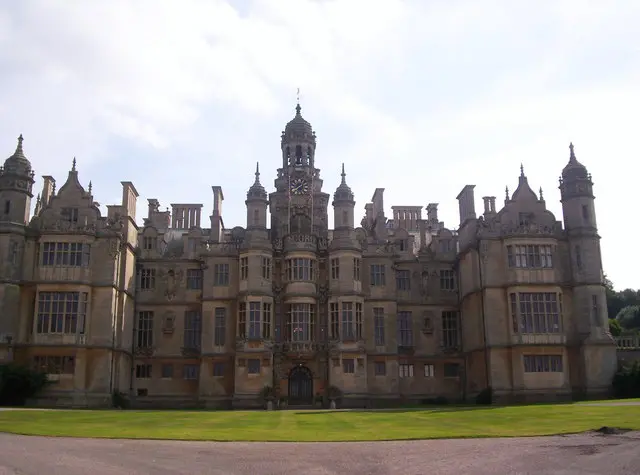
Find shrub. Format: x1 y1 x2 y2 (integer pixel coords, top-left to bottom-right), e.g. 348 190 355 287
111 390 129 409
612 361 640 399
259 385 275 402
0 364 49 406
475 387 493 405
327 385 343 400
421 396 449 405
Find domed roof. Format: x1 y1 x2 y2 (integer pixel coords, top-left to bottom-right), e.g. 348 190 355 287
333 164 354 202
562 142 589 181
246 163 267 200
2 135 33 177
283 104 314 141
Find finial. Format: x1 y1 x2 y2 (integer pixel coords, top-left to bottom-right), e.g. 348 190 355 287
72 157 76 171
295 88 301 115
52 182 56 194
539 187 544 200
340 163 346 184
36 193 41 204
254 162 261 184
14 134 24 155
520 163 524 177
88 181 92 194
505 186 509 200
569 142 576 161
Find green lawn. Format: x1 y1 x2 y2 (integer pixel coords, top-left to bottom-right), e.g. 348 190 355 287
0 402 638 442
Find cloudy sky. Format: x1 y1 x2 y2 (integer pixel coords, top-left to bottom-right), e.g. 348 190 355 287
0 0 637 290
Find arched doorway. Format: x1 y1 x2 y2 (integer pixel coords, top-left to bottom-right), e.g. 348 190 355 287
288 365 313 405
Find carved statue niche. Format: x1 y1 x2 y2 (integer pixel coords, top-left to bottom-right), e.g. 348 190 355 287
159 267 184 301
420 268 430 296
162 311 176 334
108 238 121 258
422 311 434 334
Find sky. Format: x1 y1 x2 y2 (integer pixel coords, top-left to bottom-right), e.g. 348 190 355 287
0 0 638 290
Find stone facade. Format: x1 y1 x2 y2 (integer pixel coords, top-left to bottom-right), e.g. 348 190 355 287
0 109 617 408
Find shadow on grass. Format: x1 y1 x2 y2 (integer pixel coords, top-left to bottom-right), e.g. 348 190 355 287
296 406 499 415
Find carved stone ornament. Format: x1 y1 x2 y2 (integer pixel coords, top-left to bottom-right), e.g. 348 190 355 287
317 285 329 304
420 269 429 296
158 268 184 301
134 346 155 357
422 311 434 334
480 242 490 262
180 346 200 357
162 312 176 334
108 238 121 258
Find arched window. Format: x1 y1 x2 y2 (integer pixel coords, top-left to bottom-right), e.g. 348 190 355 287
342 210 348 225
253 209 260 225
295 145 303 165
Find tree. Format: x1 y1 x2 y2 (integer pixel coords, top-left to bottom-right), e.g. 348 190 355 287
604 274 640 329
617 305 640 330
0 364 49 406
609 318 622 337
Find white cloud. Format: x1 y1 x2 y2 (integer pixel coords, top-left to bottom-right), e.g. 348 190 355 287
0 0 638 288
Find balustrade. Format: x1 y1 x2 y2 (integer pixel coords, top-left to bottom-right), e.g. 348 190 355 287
512 333 567 345
616 336 640 349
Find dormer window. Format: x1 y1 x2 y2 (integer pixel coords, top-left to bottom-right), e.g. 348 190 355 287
61 207 79 224
439 239 452 253
143 237 157 250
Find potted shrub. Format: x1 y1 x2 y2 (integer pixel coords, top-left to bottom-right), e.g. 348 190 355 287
327 385 342 409
278 396 288 409
259 385 275 410
314 393 323 408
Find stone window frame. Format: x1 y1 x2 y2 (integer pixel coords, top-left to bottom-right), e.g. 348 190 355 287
247 358 261 375
374 361 386 376
214 263 230 286
424 363 435 378
399 363 414 378
523 354 563 373
342 358 355 374
370 264 386 287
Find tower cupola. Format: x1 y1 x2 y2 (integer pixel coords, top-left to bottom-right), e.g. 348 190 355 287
247 162 267 201
332 164 355 229
333 163 354 203
245 162 268 229
0 135 36 224
281 102 317 169
561 142 589 181
1 135 34 181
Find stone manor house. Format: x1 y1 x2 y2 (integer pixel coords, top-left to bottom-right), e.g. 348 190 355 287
0 104 617 408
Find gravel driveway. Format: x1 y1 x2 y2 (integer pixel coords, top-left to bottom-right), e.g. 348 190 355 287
1 430 639 475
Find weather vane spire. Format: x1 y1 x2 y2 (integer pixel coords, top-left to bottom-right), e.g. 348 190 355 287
296 87 300 104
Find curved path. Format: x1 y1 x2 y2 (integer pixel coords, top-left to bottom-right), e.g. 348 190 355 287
1 430 639 475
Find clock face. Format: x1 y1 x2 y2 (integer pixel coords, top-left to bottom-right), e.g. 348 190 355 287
290 178 309 195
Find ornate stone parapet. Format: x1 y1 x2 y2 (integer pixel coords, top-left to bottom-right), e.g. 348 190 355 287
283 233 318 253
512 333 567 345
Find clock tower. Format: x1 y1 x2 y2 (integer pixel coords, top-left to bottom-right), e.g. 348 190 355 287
0 135 35 348
270 103 329 239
